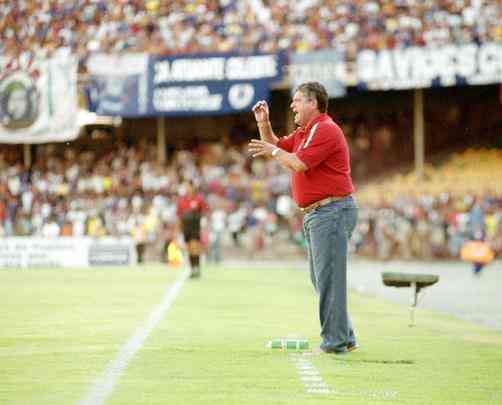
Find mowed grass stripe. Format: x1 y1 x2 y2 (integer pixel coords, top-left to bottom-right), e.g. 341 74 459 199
0 266 178 405
109 265 502 405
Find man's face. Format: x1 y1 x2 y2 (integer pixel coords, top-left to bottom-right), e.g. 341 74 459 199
179 182 193 196
290 91 316 127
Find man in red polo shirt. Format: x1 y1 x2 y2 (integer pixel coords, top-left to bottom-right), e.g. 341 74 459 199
249 82 359 354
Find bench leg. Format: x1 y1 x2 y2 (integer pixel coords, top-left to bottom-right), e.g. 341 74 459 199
409 282 418 327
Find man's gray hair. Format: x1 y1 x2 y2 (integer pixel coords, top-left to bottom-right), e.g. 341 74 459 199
296 82 328 113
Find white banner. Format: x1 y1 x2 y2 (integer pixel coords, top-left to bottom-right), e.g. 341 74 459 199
356 42 502 90
0 53 79 144
289 49 347 98
0 237 137 268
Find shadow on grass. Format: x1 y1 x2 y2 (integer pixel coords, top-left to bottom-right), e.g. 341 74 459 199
336 359 415 365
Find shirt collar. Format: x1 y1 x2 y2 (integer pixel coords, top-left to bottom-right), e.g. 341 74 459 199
299 113 329 135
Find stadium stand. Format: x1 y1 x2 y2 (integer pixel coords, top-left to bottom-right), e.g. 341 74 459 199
1 137 501 262
1 0 500 60
355 148 502 260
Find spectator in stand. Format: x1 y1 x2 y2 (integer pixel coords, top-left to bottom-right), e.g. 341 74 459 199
207 204 226 265
468 196 487 275
41 214 60 237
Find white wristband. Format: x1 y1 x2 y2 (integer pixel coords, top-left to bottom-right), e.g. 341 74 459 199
271 147 280 157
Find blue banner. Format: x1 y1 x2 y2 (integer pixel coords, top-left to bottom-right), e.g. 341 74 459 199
149 52 284 116
86 53 149 117
86 52 284 117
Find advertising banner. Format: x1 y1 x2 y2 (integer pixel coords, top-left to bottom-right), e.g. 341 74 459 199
86 52 284 117
0 54 79 144
149 52 284 116
289 50 347 97
86 53 149 117
0 237 137 269
356 42 502 90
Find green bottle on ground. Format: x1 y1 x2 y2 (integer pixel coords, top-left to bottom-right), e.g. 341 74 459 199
267 338 309 350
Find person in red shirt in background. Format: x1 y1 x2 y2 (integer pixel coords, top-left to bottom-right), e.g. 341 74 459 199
248 82 359 354
176 181 207 278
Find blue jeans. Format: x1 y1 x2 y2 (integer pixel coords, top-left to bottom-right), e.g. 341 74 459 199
303 196 358 352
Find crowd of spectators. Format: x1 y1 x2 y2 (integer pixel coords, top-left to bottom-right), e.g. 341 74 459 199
356 191 502 261
1 0 500 64
355 147 502 261
0 139 300 262
1 139 501 263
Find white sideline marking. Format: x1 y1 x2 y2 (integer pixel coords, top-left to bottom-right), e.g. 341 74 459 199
77 270 189 405
289 353 331 395
290 353 398 399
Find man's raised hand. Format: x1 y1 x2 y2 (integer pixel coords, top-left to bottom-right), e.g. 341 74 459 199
252 100 270 123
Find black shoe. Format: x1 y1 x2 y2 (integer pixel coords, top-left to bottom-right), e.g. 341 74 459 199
321 342 359 354
190 268 201 278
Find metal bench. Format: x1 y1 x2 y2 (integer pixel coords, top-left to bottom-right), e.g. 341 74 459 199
381 272 440 327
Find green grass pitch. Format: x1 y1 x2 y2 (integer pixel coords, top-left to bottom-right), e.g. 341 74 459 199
1 264 501 404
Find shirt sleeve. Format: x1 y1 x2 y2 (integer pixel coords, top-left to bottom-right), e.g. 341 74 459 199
295 123 340 169
277 131 297 153
198 194 208 213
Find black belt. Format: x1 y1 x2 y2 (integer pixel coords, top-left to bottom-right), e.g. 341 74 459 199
300 195 351 214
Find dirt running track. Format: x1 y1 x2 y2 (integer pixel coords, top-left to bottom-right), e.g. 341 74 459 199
348 258 502 331
222 258 502 331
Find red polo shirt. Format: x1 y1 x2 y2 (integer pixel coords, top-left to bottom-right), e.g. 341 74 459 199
277 113 354 208
176 194 207 217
